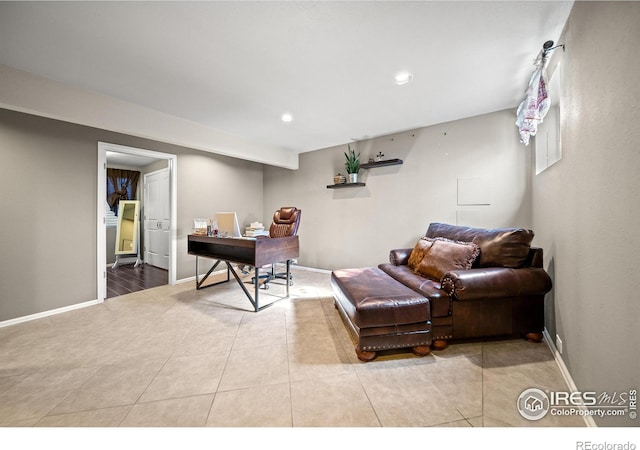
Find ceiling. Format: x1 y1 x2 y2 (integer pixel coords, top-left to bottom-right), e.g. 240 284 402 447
0 1 574 163
106 150 160 168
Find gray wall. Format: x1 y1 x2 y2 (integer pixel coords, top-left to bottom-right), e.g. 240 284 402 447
175 150 263 280
264 109 532 270
531 1 640 426
0 110 97 320
0 108 263 321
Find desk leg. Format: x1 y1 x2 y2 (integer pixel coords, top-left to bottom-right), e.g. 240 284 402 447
226 262 259 312
286 260 291 297
254 267 260 312
195 257 227 290
197 259 287 313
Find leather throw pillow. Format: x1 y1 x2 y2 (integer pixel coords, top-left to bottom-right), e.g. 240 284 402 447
408 237 435 269
415 238 480 281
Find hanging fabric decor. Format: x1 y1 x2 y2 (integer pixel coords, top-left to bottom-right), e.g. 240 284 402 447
106 168 141 215
515 58 550 146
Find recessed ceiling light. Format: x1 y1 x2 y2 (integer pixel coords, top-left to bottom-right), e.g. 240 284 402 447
394 72 413 85
281 113 293 123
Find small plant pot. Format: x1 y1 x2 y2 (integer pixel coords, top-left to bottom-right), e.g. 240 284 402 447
348 173 358 183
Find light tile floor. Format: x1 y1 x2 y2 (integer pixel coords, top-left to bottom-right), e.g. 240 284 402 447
0 268 585 428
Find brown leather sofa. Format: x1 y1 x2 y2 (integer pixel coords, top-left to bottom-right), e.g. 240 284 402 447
332 223 552 361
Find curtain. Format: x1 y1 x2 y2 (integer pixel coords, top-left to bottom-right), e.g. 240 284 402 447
107 169 140 215
515 57 550 146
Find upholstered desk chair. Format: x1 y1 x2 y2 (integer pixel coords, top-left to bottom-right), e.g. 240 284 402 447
253 207 301 288
269 206 301 238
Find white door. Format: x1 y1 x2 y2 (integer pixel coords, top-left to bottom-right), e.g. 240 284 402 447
143 169 170 270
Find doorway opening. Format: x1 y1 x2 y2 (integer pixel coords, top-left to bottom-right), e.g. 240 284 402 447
97 142 177 302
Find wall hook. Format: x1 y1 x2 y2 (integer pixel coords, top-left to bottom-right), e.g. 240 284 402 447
542 40 565 57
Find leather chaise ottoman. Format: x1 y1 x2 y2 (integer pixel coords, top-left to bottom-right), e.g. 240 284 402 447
331 267 432 361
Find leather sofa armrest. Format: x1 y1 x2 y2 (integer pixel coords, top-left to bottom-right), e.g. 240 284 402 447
389 248 412 266
441 267 552 301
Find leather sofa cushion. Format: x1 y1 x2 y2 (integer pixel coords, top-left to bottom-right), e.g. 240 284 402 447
426 223 534 268
415 238 479 281
331 267 430 328
378 263 451 318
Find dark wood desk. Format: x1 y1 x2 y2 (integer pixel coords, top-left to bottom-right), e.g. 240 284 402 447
187 234 299 312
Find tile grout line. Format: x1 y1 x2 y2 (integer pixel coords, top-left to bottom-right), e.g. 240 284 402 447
339 302 384 427
284 306 295 427
201 309 243 427
35 364 104 424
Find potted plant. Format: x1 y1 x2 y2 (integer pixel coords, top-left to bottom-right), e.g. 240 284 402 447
344 144 360 183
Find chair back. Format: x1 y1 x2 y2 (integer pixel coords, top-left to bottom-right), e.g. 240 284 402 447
269 207 301 238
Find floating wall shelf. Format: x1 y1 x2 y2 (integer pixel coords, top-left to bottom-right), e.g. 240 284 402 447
327 159 402 189
326 182 366 189
360 158 403 169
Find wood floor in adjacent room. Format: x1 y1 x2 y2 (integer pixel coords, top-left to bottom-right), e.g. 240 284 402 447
107 263 168 298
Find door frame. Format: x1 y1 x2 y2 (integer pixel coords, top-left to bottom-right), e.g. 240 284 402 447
97 142 177 302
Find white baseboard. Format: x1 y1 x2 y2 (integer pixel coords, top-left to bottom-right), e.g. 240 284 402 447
176 268 229 285
543 328 597 427
0 299 100 329
292 264 331 275
2 265 319 327
176 264 331 284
